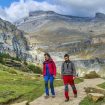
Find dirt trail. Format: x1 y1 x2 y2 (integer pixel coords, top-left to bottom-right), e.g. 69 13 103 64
11 78 104 105
29 78 104 105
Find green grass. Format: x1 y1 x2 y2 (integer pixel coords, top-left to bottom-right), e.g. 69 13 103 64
98 82 105 89
0 64 43 104
75 77 84 84
0 64 83 104
0 66 38 103
0 64 61 104
79 97 105 105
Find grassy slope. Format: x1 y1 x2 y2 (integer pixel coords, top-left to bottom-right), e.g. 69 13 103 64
0 64 83 104
0 64 40 104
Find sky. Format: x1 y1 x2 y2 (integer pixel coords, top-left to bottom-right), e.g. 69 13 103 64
0 0 105 22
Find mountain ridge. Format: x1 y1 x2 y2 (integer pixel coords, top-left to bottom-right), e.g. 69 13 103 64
15 11 105 26
14 10 105 60
15 11 105 44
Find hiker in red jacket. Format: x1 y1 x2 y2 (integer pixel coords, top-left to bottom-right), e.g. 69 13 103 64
43 53 56 98
61 54 77 102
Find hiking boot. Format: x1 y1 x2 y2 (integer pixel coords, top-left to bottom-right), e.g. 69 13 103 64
44 95 49 99
65 98 69 102
52 95 55 98
74 94 77 98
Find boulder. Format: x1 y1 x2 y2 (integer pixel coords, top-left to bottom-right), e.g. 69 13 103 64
84 87 105 95
88 93 104 102
84 71 100 79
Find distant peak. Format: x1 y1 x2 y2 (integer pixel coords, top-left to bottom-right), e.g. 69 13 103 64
29 10 57 17
95 12 105 19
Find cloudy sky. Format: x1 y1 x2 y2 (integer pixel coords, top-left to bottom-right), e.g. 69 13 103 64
0 0 105 22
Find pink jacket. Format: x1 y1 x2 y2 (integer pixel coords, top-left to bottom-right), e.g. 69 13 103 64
43 59 56 76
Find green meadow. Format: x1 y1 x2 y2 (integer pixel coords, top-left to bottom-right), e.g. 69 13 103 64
0 63 83 104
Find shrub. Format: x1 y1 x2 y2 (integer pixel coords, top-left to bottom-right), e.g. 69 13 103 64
11 57 21 62
0 57 5 64
27 64 42 74
8 69 18 74
23 61 28 65
0 53 11 58
0 53 21 63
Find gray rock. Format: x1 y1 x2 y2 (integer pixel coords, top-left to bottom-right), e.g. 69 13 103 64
88 93 104 102
0 18 29 61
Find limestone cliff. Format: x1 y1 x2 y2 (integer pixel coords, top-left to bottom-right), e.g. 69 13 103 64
0 18 29 60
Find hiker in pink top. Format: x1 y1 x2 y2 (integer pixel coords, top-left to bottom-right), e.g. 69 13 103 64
43 53 56 98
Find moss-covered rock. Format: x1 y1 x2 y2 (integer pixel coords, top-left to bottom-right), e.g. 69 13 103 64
84 71 100 79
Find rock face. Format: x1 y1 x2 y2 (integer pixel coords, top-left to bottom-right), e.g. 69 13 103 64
15 11 105 54
15 11 93 45
0 18 29 60
14 10 105 76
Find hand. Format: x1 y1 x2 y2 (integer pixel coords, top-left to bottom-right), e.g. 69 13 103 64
53 75 56 79
73 76 77 80
61 75 63 79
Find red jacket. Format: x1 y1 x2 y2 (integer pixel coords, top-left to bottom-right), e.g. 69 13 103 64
43 59 56 76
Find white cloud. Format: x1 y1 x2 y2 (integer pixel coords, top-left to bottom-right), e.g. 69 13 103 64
48 0 105 17
1 0 105 22
0 7 8 20
0 0 59 22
